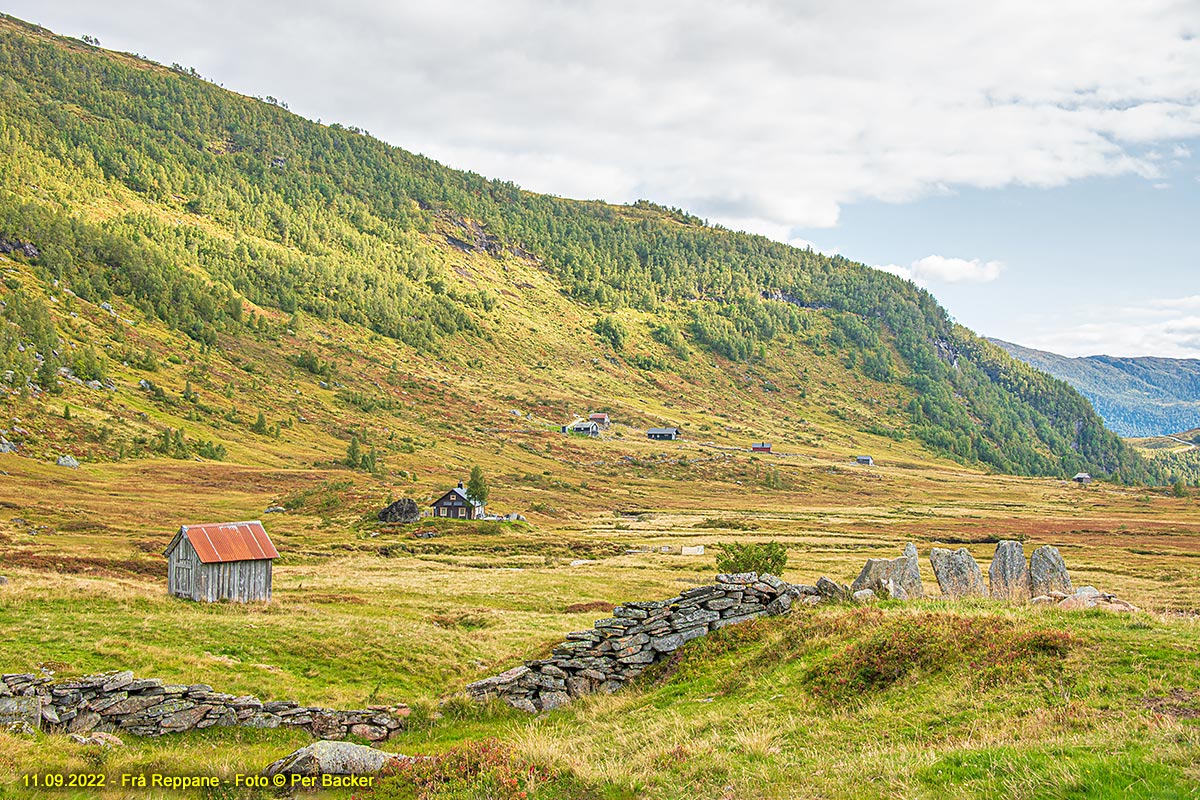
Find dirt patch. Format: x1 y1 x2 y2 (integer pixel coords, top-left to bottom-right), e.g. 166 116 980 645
564 600 615 614
0 550 162 578
1144 688 1200 718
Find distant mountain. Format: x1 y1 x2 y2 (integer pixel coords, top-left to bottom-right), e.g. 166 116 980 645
990 340 1200 437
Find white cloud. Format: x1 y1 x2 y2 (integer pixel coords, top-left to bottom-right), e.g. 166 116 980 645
875 255 1004 286
12 0 1200 233
1020 299 1200 359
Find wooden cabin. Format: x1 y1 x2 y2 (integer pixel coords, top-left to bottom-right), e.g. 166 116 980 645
588 412 611 429
647 427 681 441
751 442 772 453
164 521 278 603
564 418 601 437
431 482 485 519
855 455 874 466
1073 472 1093 484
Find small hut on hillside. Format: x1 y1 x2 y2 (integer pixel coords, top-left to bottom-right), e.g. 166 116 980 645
1073 472 1093 484
164 521 279 603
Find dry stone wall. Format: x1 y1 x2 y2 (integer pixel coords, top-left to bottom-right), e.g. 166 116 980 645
0 671 406 741
467 572 793 712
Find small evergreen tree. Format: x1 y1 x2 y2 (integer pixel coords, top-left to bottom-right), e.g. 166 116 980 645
251 411 268 434
346 435 362 468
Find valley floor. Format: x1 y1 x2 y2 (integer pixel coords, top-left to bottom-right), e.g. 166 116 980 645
1 456 1199 798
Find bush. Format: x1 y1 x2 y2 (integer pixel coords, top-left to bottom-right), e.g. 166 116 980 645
370 738 551 800
714 541 787 576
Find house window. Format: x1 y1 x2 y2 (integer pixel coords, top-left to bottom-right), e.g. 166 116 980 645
439 507 446 517
458 507 466 518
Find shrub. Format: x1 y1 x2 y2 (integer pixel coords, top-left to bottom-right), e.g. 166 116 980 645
368 739 551 800
714 541 787 576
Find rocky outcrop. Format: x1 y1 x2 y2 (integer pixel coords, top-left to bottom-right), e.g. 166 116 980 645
466 573 793 712
989 540 1031 603
929 548 987 598
1052 586 1138 613
850 543 924 600
0 239 40 258
1029 545 1072 596
814 576 850 602
56 455 80 469
264 741 404 777
378 499 420 524
0 672 407 741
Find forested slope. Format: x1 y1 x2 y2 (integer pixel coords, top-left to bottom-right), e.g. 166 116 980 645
992 339 1200 437
0 13 1159 482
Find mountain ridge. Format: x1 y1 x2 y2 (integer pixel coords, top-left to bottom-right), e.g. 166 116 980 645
990 339 1200 438
0 12 1161 483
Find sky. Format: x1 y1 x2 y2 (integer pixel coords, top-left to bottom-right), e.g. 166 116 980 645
8 1 1200 358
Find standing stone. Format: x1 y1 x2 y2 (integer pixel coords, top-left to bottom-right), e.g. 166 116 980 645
1029 546 1072 596
929 548 987 598
989 540 1031 602
851 543 923 600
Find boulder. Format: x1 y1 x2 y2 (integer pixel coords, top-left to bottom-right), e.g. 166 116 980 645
929 547 987 599
852 589 877 603
56 455 80 469
815 576 849 602
1029 546 1072 596
263 741 404 777
378 498 420 524
851 543 923 600
1057 588 1138 613
988 540 1031 603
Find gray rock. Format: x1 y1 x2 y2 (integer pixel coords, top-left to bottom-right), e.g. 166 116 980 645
815 576 849 601
650 632 685 652
377 498 420 524
850 543 924 599
538 691 571 711
989 540 1031 602
929 547 987 599
348 723 389 741
505 696 538 713
852 589 877 603
1029 545 1072 596
0 696 41 732
55 454 80 469
264 741 404 777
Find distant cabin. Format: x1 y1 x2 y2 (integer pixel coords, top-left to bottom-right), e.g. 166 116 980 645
855 455 874 466
588 412 611 429
164 521 278 603
431 481 484 519
647 427 681 441
563 418 600 437
1073 472 1093 484
751 443 772 453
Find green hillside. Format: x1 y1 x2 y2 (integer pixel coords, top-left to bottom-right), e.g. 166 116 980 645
0 12 1157 483
992 339 1200 437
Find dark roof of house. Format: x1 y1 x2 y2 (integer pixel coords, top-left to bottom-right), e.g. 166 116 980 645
432 487 483 507
647 427 680 434
166 521 279 564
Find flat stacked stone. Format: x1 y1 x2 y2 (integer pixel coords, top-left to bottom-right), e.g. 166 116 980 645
465 573 795 712
0 672 407 741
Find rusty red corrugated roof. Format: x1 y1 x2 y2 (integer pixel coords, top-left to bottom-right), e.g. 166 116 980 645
179 521 279 563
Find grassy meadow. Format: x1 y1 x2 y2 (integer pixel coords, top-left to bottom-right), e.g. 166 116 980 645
2 448 1199 798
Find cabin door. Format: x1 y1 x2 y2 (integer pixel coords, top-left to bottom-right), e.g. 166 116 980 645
173 560 191 596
